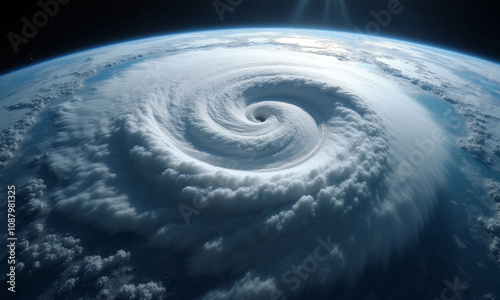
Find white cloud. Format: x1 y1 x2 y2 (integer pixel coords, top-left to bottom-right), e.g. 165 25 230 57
204 272 277 300
18 234 83 273
95 276 109 289
491 237 500 263
116 281 166 300
19 179 47 215
81 250 130 281
57 277 79 296
480 217 500 235
44 44 452 298
30 223 44 237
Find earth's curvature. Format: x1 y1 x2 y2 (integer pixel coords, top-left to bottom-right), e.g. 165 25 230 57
1 28 500 300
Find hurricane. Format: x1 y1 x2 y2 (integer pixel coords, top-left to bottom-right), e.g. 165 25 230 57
43 40 451 298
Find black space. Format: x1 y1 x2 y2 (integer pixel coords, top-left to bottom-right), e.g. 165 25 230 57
1 0 499 76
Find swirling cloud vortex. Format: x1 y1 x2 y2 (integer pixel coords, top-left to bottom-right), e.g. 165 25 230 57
49 37 449 298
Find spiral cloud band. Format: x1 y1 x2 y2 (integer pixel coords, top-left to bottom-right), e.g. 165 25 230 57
47 33 450 298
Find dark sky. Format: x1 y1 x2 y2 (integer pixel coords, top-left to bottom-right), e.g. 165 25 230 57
1 0 499 76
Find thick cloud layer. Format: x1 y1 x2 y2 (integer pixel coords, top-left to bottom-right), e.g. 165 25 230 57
47 43 450 297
